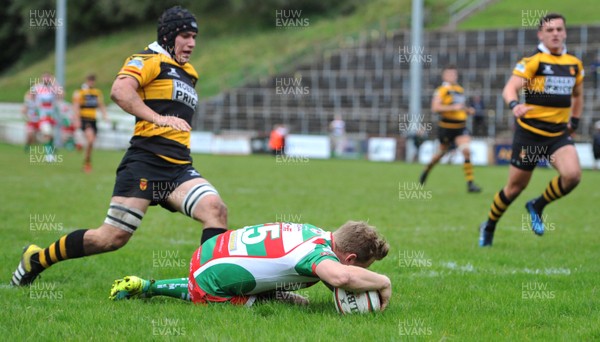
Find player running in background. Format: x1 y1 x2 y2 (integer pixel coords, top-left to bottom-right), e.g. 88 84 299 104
419 65 482 193
58 100 79 151
478 13 584 246
11 6 228 287
110 221 392 310
22 92 39 151
24 72 63 161
73 74 108 172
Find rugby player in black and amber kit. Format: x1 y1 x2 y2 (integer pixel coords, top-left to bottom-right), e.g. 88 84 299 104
419 65 482 193
478 13 584 247
11 6 229 286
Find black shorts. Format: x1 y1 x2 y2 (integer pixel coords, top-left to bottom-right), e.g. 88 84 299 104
510 124 573 171
594 144 600 159
438 126 469 147
80 118 97 134
112 148 203 212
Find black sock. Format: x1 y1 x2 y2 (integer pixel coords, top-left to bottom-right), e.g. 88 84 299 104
484 220 496 233
533 176 568 213
532 196 547 213
201 227 227 244
486 189 514 232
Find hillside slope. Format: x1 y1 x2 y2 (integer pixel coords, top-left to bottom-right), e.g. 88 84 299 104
0 0 410 102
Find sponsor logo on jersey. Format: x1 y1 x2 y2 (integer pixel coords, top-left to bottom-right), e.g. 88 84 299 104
320 250 335 257
228 230 238 251
450 92 465 104
83 94 98 107
168 67 180 78
172 80 198 109
544 76 575 95
127 57 144 70
515 62 526 73
542 64 554 74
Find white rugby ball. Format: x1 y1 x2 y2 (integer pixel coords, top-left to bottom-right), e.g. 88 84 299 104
333 288 381 314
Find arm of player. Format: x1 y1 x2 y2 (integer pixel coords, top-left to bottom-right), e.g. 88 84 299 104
315 259 392 310
110 75 191 131
569 82 583 133
502 75 532 118
72 91 81 129
570 82 583 119
98 92 109 122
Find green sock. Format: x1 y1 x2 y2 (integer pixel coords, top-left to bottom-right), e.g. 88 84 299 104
149 278 190 301
44 141 54 155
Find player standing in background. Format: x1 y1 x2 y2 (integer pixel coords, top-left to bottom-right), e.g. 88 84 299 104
11 6 228 286
419 65 482 193
24 72 62 161
58 99 78 151
329 114 346 157
478 13 584 246
109 221 392 310
73 74 108 172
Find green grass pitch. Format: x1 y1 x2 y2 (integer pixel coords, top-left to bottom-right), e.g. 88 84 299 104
1 143 598 340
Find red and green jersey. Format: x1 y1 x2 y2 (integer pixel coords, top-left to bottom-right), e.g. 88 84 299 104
190 223 339 298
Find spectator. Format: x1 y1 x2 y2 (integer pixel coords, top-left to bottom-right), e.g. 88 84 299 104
468 95 486 136
591 56 600 91
329 114 347 157
269 124 288 155
593 121 600 170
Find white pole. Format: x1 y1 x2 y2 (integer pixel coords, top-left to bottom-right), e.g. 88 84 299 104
55 0 66 147
55 0 66 88
409 0 423 131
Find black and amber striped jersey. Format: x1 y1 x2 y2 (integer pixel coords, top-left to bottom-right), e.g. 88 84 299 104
433 82 468 129
513 43 584 137
74 86 103 120
117 41 199 164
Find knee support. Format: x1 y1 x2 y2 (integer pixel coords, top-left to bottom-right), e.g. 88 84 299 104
104 203 144 233
182 183 220 218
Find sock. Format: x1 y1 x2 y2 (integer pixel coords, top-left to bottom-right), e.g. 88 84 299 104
44 141 54 156
486 189 514 232
464 159 474 183
424 162 433 173
149 278 190 301
201 227 227 244
533 176 568 213
30 229 88 273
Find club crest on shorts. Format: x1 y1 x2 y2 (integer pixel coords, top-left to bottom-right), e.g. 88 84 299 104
139 178 148 191
519 148 527 160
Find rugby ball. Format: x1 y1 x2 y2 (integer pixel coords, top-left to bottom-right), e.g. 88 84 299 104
333 288 381 314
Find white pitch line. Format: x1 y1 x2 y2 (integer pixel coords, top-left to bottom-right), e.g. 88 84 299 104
402 260 572 277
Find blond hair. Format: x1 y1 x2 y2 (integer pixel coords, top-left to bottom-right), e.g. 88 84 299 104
333 221 389 263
